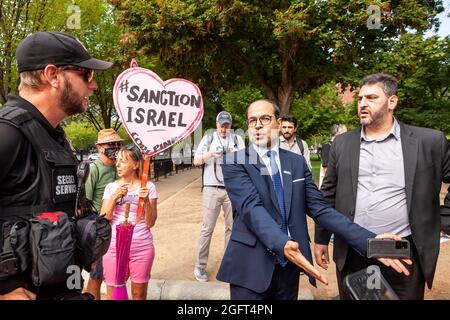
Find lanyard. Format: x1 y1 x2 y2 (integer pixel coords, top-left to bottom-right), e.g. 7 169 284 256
215 132 230 151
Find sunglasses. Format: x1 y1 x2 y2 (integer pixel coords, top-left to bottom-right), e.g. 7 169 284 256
104 146 121 158
124 144 142 161
61 65 95 83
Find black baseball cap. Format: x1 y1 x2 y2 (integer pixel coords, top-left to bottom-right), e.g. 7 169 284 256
16 31 113 72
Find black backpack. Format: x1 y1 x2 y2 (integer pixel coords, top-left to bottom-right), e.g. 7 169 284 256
74 207 111 272
73 161 111 271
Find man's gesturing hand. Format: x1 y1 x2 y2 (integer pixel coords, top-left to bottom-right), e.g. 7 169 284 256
284 240 328 285
313 243 330 270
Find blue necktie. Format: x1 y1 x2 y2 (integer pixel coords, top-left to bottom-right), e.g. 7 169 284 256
266 151 288 235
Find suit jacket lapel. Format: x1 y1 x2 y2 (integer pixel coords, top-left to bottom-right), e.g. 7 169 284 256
350 129 362 203
400 123 418 215
248 146 281 215
280 150 293 220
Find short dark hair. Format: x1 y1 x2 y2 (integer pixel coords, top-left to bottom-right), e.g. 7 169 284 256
245 99 281 119
330 124 340 136
279 115 297 128
360 73 398 97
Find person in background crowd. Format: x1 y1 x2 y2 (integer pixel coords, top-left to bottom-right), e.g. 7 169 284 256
279 115 312 171
192 111 245 282
84 128 124 299
319 124 347 188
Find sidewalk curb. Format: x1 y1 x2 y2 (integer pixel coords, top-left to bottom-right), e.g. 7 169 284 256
145 279 314 300
83 272 314 299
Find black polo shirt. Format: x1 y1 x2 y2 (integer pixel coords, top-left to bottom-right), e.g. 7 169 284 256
0 94 69 206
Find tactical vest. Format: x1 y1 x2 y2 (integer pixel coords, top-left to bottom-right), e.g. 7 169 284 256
0 105 80 293
0 106 78 217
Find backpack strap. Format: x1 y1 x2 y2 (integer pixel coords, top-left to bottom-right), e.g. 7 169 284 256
201 132 215 192
296 137 305 155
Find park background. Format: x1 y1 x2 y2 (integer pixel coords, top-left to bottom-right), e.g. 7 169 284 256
0 0 448 153
0 0 449 300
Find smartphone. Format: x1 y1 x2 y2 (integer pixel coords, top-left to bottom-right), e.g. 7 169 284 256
367 238 411 259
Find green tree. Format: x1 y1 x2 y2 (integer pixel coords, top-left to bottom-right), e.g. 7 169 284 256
340 33 450 135
0 0 103 104
76 2 129 131
63 119 132 151
383 35 449 134
63 120 98 150
291 82 357 145
0 1 131 133
220 85 264 131
111 0 443 114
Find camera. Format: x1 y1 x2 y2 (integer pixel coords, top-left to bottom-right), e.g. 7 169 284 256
216 147 228 155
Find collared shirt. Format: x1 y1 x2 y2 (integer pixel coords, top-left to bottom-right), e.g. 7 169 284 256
253 142 291 239
354 118 411 237
253 142 283 184
280 136 302 155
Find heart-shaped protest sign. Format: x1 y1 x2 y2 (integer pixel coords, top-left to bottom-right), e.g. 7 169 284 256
113 67 204 156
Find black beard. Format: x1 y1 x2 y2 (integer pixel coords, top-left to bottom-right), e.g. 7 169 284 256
360 102 389 129
282 132 293 140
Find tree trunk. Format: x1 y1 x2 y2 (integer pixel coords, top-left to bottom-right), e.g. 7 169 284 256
275 39 298 116
277 85 294 116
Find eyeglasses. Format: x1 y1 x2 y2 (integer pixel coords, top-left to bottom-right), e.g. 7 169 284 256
247 115 273 127
61 66 95 83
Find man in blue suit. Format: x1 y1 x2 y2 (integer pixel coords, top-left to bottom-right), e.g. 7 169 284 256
217 99 411 300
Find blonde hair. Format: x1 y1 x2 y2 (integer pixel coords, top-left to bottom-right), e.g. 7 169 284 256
18 70 45 92
116 148 143 178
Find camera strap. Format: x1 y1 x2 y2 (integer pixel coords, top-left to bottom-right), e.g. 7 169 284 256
214 132 239 185
212 133 225 184
201 132 239 190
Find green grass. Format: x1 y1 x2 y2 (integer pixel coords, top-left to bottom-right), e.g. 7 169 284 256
310 153 321 186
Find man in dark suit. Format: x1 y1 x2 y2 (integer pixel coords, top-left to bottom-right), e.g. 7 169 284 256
217 99 411 300
314 73 450 300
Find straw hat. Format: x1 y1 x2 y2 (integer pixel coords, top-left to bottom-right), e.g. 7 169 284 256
96 128 124 145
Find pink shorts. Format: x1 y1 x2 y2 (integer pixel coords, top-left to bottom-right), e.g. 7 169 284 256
103 244 155 286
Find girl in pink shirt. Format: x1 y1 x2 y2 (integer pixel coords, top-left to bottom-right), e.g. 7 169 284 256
101 146 157 300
